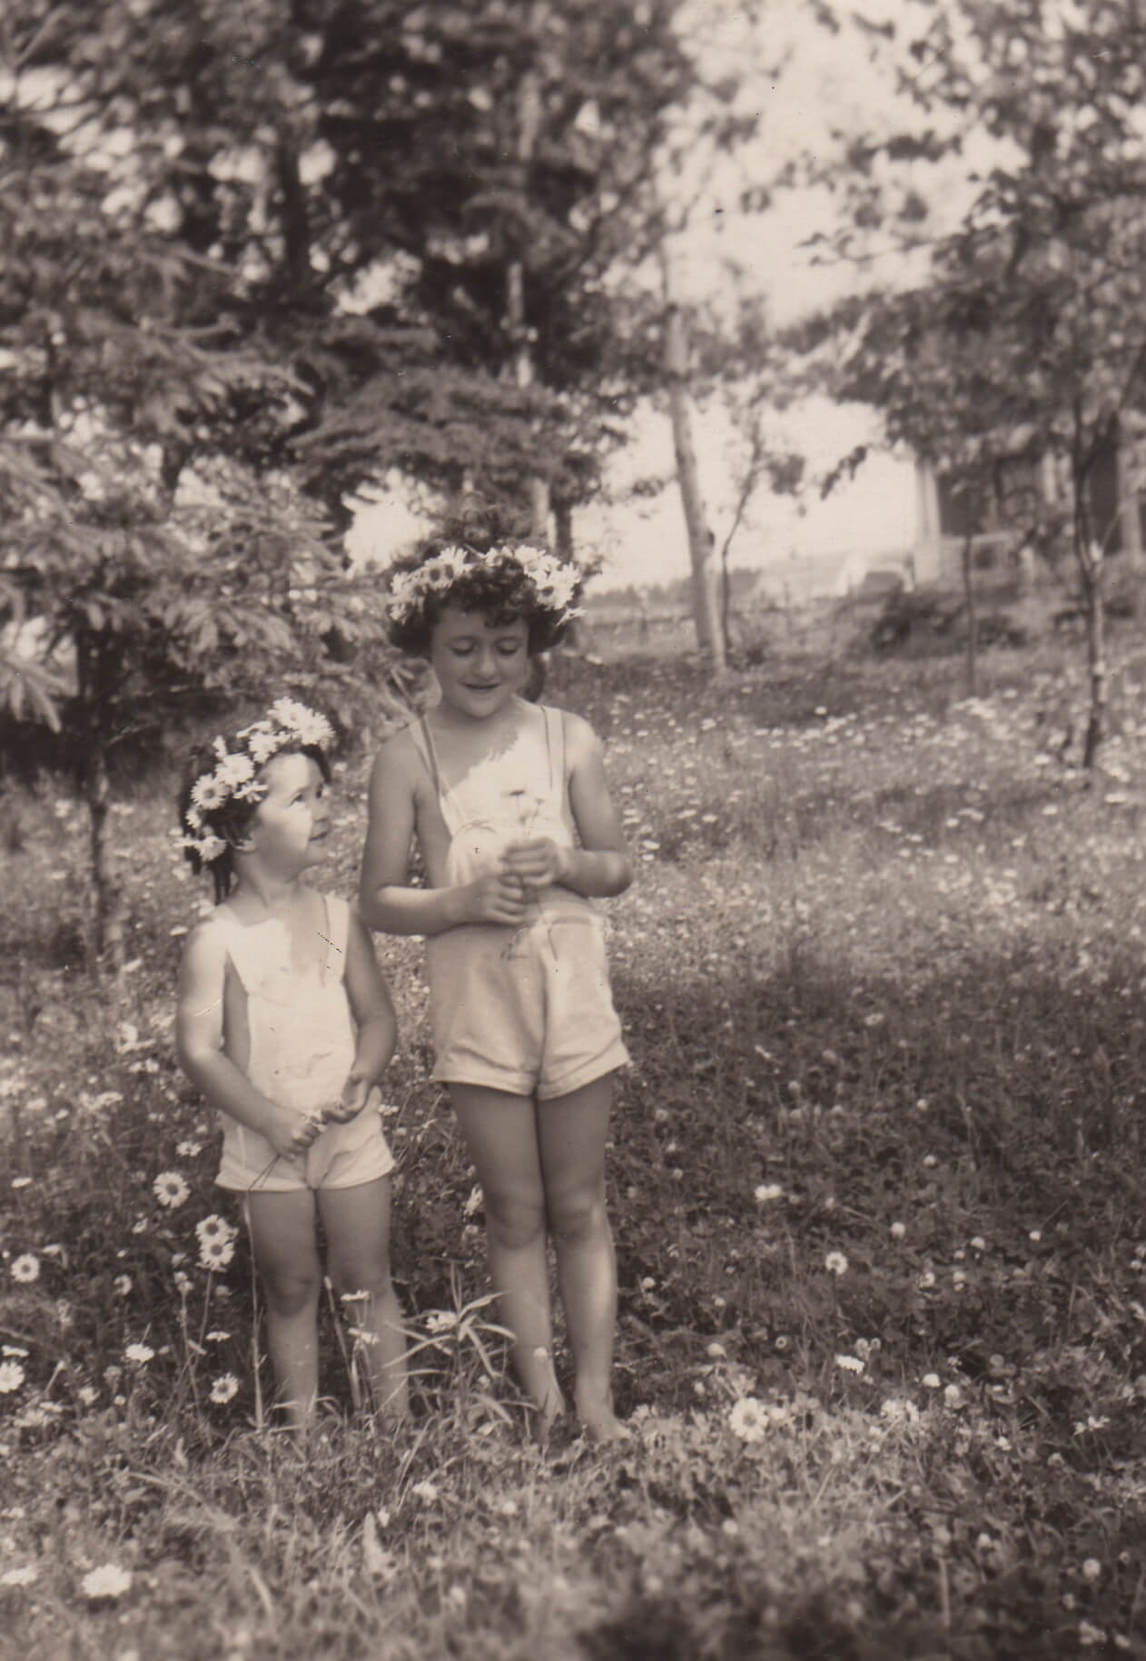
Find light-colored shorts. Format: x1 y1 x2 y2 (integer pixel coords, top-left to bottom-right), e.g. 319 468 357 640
427 908 629 1101
216 1093 396 1194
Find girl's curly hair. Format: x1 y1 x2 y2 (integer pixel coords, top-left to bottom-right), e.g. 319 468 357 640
386 533 580 658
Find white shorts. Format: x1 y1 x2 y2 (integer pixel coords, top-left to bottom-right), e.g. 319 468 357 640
216 1094 396 1193
427 908 629 1100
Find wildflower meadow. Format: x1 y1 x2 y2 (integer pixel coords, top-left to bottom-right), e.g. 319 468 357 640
3 631 1146 1659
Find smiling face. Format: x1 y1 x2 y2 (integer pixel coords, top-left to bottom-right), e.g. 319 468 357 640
245 750 331 876
429 604 529 721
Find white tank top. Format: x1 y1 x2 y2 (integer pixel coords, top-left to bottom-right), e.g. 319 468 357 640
411 704 586 919
211 894 356 1116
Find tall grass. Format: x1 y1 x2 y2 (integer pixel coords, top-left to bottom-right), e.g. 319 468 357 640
2 640 1146 1657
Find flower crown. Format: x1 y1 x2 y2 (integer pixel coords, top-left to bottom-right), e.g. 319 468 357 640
181 698 334 866
385 542 582 631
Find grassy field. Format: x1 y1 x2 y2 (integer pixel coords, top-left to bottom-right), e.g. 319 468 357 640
3 633 1146 1659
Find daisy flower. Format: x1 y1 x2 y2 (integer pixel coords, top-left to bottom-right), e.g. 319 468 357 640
81 1564 132 1600
0 1361 26 1393
152 1171 189 1209
198 1236 235 1272
190 774 227 813
210 1374 239 1404
196 1215 237 1247
113 1275 132 1297
824 1251 849 1277
0 1565 38 1587
184 832 226 864
215 752 255 789
124 1343 154 1365
728 1396 769 1444
10 1253 40 1284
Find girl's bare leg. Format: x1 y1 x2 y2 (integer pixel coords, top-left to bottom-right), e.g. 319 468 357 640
449 1084 565 1433
246 1189 322 1432
538 1073 626 1443
321 1175 409 1424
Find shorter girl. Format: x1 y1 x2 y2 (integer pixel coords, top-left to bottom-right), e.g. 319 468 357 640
175 698 408 1431
359 540 632 1442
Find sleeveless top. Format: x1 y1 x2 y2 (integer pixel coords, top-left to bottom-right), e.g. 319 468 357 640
410 703 590 927
211 894 357 1116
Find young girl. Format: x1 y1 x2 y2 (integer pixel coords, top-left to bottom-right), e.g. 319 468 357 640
358 540 632 1442
175 698 408 1432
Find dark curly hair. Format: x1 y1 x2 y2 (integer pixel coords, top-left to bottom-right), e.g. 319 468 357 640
177 723 332 905
385 534 580 658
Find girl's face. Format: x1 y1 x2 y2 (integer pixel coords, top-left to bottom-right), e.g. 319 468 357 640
245 751 330 875
429 604 529 720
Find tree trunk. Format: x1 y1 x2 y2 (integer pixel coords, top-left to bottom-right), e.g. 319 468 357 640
1115 415 1143 569
720 534 733 659
663 297 724 670
1079 541 1107 769
552 496 581 652
275 128 312 298
554 497 574 561
960 531 977 696
87 739 126 978
76 630 126 978
507 22 550 543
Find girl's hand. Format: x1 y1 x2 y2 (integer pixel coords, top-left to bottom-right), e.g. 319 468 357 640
327 1074 376 1124
460 870 530 926
266 1105 324 1160
502 837 568 892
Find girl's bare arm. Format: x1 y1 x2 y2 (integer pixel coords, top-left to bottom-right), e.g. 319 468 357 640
332 911 400 1118
502 713 633 898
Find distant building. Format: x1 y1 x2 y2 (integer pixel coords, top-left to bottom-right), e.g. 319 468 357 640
913 425 1145 586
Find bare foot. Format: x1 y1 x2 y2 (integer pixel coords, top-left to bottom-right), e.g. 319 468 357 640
529 1391 567 1446
575 1391 630 1445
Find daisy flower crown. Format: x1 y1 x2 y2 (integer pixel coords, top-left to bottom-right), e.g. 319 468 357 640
180 698 334 867
384 542 583 634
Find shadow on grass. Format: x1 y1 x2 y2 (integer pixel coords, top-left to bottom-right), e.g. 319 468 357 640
607 939 1146 1418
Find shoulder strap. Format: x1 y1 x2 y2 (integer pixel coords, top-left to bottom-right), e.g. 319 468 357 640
541 704 566 799
410 715 465 834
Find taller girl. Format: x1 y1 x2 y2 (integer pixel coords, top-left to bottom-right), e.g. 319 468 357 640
359 540 632 1441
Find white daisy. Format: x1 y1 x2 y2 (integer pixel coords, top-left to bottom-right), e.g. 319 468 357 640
81 1563 132 1600
0 1360 26 1393
153 1172 190 1210
728 1396 768 1444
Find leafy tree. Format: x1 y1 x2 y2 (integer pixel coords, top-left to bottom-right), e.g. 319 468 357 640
0 60 408 971
23 0 703 537
797 0 1146 761
296 0 711 534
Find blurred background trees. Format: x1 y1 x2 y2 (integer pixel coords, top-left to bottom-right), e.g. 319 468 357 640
1 0 766 957
7 0 1146 963
791 0 1146 761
